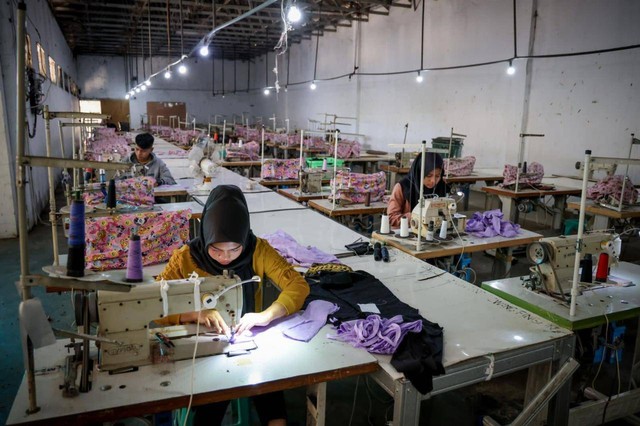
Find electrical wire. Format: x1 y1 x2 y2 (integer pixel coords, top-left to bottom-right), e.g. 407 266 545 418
347 376 360 426
183 309 202 426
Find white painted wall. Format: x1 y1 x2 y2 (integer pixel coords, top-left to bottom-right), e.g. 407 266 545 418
75 0 640 180
0 0 79 237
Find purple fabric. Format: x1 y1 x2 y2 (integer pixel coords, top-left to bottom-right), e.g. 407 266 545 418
465 209 521 238
329 314 423 355
281 300 340 342
261 230 340 267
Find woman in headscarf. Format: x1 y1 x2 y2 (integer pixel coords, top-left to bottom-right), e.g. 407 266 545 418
387 152 448 227
158 184 309 426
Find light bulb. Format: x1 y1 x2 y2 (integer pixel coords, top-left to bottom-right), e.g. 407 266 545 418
178 64 187 74
125 93 130 99
135 87 141 93
141 85 147 91
506 60 516 75
199 45 210 57
164 70 171 79
145 80 151 87
263 88 270 95
416 72 423 83
287 5 302 23
129 90 135 96
310 81 317 90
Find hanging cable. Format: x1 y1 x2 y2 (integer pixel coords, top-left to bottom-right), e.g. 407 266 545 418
233 44 237 93
512 0 517 58
166 0 171 72
312 1 322 83
147 1 152 77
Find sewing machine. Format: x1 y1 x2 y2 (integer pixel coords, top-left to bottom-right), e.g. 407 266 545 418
394 151 413 168
525 232 620 294
409 196 466 235
299 168 324 194
97 273 257 371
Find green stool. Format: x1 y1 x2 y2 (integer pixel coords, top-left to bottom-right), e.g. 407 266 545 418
563 218 579 235
176 398 251 426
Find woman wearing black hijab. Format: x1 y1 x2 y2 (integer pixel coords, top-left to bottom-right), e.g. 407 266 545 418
386 152 448 227
158 185 309 425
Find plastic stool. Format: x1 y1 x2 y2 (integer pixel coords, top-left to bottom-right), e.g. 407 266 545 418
563 218 579 235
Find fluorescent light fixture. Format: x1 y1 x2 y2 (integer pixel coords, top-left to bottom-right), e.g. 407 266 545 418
506 60 516 75
287 5 302 23
310 81 317 90
164 70 171 79
416 71 423 83
199 45 210 57
145 80 151 87
178 64 187 74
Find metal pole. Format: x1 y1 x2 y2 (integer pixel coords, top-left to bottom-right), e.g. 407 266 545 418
260 126 265 178
16 1 39 414
332 130 339 210
416 141 426 252
570 150 591 317
44 107 59 265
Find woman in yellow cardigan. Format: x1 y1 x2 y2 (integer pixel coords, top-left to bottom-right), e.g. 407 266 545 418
158 184 310 426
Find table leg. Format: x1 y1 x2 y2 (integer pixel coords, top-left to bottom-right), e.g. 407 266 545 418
552 195 567 230
391 379 422 426
306 382 327 426
491 247 514 278
498 195 518 223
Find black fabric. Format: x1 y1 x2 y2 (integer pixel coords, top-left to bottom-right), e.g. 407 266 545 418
304 270 445 394
399 151 448 210
135 132 154 149
188 185 258 312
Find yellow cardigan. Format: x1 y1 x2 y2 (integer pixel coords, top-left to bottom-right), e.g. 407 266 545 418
156 238 310 325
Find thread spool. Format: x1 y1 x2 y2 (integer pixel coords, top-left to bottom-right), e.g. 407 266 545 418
106 179 117 209
322 158 327 171
364 192 371 207
595 252 609 283
125 233 143 283
380 214 390 234
580 254 593 283
400 217 409 237
373 242 382 261
66 199 86 277
439 220 448 239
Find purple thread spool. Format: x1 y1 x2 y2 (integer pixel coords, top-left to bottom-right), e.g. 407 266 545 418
125 234 143 283
66 199 86 277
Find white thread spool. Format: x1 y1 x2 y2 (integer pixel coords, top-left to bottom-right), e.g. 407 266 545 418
322 158 327 171
400 217 409 237
439 220 448 239
380 214 390 234
245 180 254 190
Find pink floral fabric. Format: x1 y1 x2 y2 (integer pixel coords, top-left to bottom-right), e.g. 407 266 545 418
328 139 361 159
85 210 191 271
330 171 386 203
261 159 301 179
501 162 544 187
83 177 156 208
587 175 638 205
444 156 476 176
226 141 260 161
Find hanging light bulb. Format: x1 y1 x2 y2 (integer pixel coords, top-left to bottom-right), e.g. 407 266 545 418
141 85 147 91
416 71 423 83
164 69 172 79
125 93 130 99
506 59 516 75
145 80 151 87
310 81 317 90
178 63 187 74
129 90 135 96
135 87 141 93
263 88 270 95
199 45 210 57
287 5 302 23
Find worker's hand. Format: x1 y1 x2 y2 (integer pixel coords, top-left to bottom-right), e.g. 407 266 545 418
180 309 230 335
235 312 271 336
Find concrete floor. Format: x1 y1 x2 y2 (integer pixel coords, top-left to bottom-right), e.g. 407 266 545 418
1 189 638 425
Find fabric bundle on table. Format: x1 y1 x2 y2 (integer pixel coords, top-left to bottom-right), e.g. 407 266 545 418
329 314 422 354
587 174 638 205
465 209 521 238
261 230 340 267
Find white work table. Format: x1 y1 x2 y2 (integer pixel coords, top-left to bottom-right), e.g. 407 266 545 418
8 328 377 425
340 251 575 425
193 190 307 214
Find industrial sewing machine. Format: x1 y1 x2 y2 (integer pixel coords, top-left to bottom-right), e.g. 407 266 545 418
524 232 620 295
97 272 257 371
299 168 324 194
409 196 466 235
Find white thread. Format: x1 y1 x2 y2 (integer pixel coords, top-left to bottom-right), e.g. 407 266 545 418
160 279 169 318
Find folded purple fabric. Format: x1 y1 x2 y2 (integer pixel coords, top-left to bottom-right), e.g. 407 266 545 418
465 209 521 238
261 229 340 267
280 300 340 342
328 314 423 354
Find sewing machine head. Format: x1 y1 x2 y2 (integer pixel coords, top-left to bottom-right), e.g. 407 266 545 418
410 196 463 234
525 232 621 294
394 152 414 168
299 169 324 194
97 273 246 371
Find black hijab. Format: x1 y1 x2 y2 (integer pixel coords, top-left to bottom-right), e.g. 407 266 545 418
399 152 447 210
188 185 258 312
